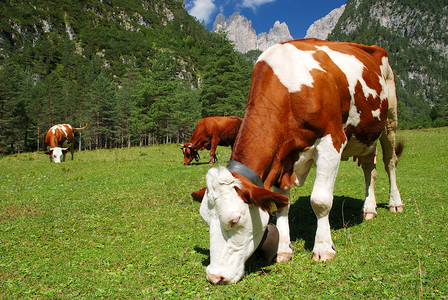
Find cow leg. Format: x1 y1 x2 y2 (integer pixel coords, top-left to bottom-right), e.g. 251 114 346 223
311 134 343 261
71 146 74 160
294 146 315 187
209 138 219 166
380 129 403 212
273 187 292 262
359 151 377 220
360 146 378 220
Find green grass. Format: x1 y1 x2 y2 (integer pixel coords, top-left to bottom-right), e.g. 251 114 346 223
1 127 447 298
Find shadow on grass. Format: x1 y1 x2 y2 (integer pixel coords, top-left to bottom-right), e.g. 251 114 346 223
194 245 277 279
183 162 211 166
194 195 365 281
184 160 231 166
288 195 365 251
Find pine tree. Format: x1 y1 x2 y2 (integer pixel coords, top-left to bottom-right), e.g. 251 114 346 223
200 35 251 118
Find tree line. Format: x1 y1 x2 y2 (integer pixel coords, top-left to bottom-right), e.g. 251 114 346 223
0 1 255 154
0 36 253 154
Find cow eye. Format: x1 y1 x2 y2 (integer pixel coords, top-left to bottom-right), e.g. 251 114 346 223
230 216 241 228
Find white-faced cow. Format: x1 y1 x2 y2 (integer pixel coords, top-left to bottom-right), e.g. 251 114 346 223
45 123 88 163
182 116 243 165
191 39 404 284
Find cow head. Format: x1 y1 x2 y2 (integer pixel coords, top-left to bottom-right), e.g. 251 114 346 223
181 143 200 165
191 167 289 284
45 147 69 163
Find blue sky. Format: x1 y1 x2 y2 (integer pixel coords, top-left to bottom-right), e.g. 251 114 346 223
184 0 347 39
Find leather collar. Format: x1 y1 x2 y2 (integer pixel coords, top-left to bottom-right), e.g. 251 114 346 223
227 160 264 188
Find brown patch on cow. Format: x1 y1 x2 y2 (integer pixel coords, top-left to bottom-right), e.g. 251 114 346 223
191 188 206 203
346 82 387 146
231 173 289 212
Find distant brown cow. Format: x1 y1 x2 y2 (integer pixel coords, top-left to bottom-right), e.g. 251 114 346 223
45 123 88 163
181 116 242 165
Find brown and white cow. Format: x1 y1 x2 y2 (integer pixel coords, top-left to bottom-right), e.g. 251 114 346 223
182 116 243 165
191 39 404 284
45 123 88 163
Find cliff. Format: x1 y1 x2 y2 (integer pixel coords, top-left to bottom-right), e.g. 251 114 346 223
212 12 293 53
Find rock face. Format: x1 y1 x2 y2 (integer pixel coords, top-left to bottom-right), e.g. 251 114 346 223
305 5 346 40
212 12 293 53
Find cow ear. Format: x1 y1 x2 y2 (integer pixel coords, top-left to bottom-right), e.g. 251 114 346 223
232 173 289 213
236 185 289 212
45 150 52 155
191 187 206 203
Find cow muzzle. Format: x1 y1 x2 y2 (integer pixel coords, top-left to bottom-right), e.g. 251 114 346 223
206 274 227 285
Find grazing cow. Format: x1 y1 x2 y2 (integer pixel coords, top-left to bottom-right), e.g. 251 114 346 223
191 39 404 284
45 123 88 163
182 116 243 165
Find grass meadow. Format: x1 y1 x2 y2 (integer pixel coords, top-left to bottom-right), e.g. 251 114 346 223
1 127 447 299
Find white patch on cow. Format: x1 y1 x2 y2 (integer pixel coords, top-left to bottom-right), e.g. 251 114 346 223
50 125 58 134
258 43 325 93
200 167 270 284
378 56 391 101
315 46 379 127
371 108 381 120
51 147 63 163
50 124 70 138
316 46 378 100
59 125 69 137
293 146 316 187
341 138 375 161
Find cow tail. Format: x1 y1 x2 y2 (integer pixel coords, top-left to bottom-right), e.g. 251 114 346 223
395 141 404 158
73 123 89 130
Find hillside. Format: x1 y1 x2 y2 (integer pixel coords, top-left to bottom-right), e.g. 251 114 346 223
0 0 253 153
329 0 448 128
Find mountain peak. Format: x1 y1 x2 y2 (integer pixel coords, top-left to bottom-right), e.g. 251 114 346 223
212 14 292 53
305 4 346 40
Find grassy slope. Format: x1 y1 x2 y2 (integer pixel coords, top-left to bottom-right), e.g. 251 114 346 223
0 127 447 298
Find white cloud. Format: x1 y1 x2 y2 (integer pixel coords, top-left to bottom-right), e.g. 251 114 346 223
240 0 276 10
186 0 216 24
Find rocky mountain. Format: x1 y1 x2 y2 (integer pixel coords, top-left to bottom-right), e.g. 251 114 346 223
305 5 346 40
212 12 293 53
328 0 448 127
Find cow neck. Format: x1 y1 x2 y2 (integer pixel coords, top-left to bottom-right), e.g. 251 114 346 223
228 112 303 190
229 123 280 190
227 160 264 188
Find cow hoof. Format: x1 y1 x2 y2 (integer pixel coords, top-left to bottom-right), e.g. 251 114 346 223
389 205 404 213
363 212 377 220
312 251 335 262
276 252 292 262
